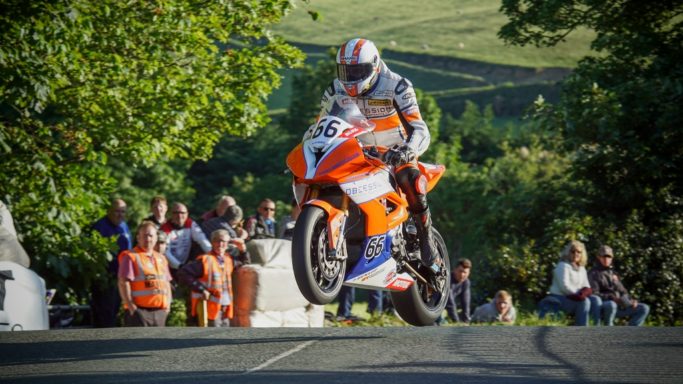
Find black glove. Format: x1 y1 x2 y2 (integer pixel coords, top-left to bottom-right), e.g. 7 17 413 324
384 144 416 167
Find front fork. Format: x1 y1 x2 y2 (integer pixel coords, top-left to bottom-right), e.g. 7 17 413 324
305 186 349 261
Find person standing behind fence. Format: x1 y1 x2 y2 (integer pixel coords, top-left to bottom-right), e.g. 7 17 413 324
244 198 277 240
178 229 250 327
91 198 133 327
201 195 236 223
117 221 172 327
160 202 212 274
144 196 168 228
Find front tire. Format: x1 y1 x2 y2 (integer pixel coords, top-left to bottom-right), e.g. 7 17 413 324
391 228 450 326
291 205 345 304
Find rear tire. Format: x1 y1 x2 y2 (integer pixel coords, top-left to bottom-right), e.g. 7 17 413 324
291 205 345 304
391 228 450 326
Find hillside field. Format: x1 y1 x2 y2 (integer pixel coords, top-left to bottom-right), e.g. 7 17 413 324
267 0 597 117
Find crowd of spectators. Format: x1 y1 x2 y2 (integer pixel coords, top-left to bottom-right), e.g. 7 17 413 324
91 197 650 328
91 195 280 327
437 239 649 326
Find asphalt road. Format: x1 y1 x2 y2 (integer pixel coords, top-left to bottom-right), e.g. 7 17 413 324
1 326 682 383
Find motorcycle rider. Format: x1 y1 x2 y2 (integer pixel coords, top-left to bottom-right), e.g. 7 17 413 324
309 38 440 273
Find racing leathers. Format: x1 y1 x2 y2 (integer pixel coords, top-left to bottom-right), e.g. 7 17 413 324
308 60 439 269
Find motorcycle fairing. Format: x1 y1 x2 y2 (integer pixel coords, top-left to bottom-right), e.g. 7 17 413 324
304 199 346 251
339 169 394 205
418 162 446 193
344 231 414 292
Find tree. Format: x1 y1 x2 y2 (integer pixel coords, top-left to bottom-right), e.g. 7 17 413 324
499 0 683 323
0 0 303 302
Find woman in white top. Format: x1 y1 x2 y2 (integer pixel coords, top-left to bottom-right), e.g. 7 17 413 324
546 240 600 326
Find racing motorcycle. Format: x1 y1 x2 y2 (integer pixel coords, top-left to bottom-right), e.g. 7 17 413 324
286 95 450 326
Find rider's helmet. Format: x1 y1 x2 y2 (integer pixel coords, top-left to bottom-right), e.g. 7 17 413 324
336 38 381 97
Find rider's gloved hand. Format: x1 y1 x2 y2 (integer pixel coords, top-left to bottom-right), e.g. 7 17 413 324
384 144 416 167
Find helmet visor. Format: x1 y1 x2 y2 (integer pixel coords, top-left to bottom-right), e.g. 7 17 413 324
337 63 374 83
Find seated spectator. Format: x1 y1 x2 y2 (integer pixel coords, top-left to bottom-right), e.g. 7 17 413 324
543 240 600 326
117 222 172 327
244 198 277 240
588 245 650 326
444 258 472 324
472 290 517 324
144 196 168 228
160 202 212 272
278 199 300 240
201 195 235 223
177 229 250 327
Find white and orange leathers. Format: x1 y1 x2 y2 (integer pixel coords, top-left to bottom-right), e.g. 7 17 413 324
305 60 431 158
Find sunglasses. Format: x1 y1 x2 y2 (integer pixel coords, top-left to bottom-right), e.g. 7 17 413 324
261 207 275 211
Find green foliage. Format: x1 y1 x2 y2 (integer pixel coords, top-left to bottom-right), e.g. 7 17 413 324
499 0 683 323
167 299 188 327
107 159 196 227
414 89 441 145
187 51 335 215
0 0 303 302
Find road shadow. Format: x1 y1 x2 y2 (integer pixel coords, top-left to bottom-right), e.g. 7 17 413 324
0 334 380 367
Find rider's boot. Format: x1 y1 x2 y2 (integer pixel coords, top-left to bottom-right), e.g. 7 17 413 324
413 208 440 274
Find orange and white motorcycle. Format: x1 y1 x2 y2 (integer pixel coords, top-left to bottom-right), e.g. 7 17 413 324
286 95 450 326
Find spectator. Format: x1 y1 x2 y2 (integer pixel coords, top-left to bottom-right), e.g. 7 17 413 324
545 240 600 326
90 198 133 328
160 202 211 272
144 196 168 228
244 198 277 240
200 195 236 223
177 229 250 327
117 221 172 327
444 258 472 324
229 205 249 241
155 230 168 255
278 199 301 240
201 204 244 241
588 245 650 326
472 290 517 324
201 204 249 262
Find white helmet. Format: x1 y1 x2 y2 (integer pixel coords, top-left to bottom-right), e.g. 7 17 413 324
336 38 381 97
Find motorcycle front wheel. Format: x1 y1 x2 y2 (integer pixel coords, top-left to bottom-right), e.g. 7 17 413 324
291 205 346 305
391 228 451 326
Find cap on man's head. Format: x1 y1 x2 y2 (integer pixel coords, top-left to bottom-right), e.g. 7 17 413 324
598 245 613 257
157 230 167 244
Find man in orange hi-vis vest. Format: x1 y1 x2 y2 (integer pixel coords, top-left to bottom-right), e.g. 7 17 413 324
178 229 250 327
118 221 173 327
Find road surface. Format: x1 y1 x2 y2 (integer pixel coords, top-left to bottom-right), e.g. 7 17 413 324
1 326 682 383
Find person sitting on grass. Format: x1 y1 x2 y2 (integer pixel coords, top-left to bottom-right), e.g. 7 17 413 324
471 290 517 324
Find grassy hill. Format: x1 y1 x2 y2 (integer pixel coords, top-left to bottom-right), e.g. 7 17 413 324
274 0 595 68
268 0 597 117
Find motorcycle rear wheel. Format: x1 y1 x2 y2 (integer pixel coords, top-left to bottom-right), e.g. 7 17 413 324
291 205 346 305
391 228 451 326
